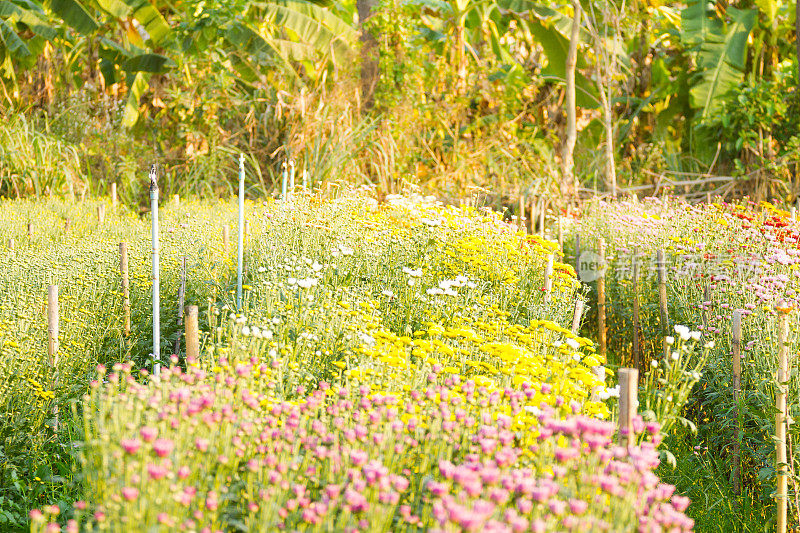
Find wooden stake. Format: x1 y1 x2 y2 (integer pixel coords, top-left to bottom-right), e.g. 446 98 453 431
598 239 607 359
186 305 199 361
173 257 187 355
632 248 640 373
519 194 527 233
543 252 554 304
571 299 584 334
97 204 105 224
173 194 180 208
120 242 130 338
222 225 230 258
776 306 790 533
657 249 669 333
618 368 639 447
7 238 14 250
732 309 742 495
111 183 117 209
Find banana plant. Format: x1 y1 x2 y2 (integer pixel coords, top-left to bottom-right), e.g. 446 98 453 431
681 0 756 120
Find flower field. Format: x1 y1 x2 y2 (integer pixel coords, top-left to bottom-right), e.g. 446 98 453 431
0 191 701 532
570 197 800 530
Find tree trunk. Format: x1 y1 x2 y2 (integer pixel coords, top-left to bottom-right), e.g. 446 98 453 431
561 0 581 201
357 0 379 111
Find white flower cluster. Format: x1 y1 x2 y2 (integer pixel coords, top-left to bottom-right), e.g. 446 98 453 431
673 324 702 341
426 275 477 296
598 385 620 401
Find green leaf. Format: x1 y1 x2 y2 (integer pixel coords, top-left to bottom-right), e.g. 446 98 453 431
121 53 173 72
0 18 31 58
680 0 722 49
689 7 756 119
525 18 597 107
44 0 98 35
0 1 58 41
95 0 131 18
121 71 150 129
126 0 169 45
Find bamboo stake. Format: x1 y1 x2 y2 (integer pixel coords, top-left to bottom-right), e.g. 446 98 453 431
529 196 537 234
792 206 796 221
97 204 105 224
776 305 790 533
172 194 180 208
732 309 742 495
302 168 308 190
281 161 288 199
111 183 117 209
632 248 640 373
173 256 187 355
598 239 607 359
186 305 199 361
222 225 230 258
7 238 13 250
48 284 59 429
120 242 130 338
539 198 546 238
237 154 245 310
544 252 554 304
571 299 584 334
150 165 161 376
519 194 526 233
557 215 563 249
618 368 639 447
657 249 669 332
48 285 59 369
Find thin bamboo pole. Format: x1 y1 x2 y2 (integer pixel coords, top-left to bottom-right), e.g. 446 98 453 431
776 305 790 533
529 196 537 234
632 248 640 373
519 194 526 233
186 305 199 361
281 161 288 199
732 309 742 495
598 239 606 359
120 242 130 337
150 165 161 376
237 154 245 310
618 368 639 447
97 204 105 224
48 284 59 428
539 198 546 238
111 183 117 209
657 249 669 332
47 285 59 369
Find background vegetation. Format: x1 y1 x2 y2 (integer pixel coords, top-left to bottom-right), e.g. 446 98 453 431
1 0 798 205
